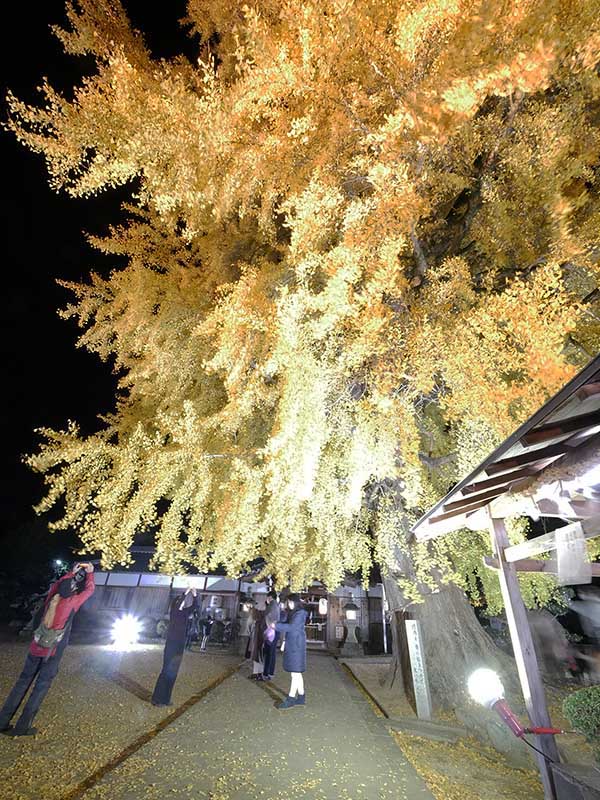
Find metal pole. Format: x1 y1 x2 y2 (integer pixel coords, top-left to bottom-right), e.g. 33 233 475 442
380 582 388 655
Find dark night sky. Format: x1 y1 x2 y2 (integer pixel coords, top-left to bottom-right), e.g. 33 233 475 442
0 1 191 555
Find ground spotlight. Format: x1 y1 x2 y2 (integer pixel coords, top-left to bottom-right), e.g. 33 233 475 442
468 668 563 738
112 614 142 651
467 668 505 708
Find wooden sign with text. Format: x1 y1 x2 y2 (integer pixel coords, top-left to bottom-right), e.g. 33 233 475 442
404 619 432 721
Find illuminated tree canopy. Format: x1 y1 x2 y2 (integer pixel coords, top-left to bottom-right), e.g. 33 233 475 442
11 0 600 597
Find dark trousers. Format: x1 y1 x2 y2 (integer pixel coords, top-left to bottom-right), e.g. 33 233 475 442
0 652 61 731
263 635 279 677
152 638 184 705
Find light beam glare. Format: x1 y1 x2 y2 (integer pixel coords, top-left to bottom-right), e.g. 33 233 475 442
467 668 505 708
111 614 142 651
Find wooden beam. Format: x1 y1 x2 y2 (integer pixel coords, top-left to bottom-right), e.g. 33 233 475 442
416 501 498 541
428 497 493 525
484 555 550 573
568 498 600 518
503 517 600 562
462 466 539 495
520 410 600 447
416 514 476 541
485 442 570 477
563 424 600 447
443 486 505 512
489 493 600 522
576 381 600 400
489 517 559 800
483 554 600 576
421 496 600 541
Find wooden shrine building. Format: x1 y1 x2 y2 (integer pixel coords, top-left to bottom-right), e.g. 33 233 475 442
412 354 600 800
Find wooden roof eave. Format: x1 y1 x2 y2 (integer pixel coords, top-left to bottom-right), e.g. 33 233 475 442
412 356 600 541
416 505 491 541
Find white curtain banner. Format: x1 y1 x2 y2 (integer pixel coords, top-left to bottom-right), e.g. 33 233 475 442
556 522 592 586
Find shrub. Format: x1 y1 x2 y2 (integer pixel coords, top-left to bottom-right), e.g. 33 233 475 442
563 685 600 761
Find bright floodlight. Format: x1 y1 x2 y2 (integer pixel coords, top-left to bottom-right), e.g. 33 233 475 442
54 559 63 567
468 668 505 708
112 614 141 651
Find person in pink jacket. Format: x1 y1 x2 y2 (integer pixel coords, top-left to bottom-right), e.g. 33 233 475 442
0 562 95 736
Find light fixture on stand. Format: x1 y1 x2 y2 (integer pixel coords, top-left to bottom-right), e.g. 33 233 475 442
468 668 564 738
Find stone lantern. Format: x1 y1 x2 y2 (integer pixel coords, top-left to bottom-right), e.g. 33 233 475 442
340 600 360 657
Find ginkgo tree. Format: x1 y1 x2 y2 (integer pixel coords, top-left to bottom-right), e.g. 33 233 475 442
9 0 600 729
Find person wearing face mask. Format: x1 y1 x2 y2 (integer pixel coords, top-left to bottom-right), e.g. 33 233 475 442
0 562 95 737
275 593 308 709
151 586 198 707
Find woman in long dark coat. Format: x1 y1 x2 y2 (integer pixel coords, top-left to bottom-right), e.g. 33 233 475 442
151 588 198 706
275 594 308 708
247 605 266 679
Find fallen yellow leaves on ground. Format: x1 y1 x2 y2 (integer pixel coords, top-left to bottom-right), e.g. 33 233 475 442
393 732 544 800
0 642 240 800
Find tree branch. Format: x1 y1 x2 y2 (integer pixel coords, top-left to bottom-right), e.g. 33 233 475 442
410 224 429 283
419 451 457 468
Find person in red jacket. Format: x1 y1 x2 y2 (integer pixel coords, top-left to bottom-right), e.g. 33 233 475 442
0 562 95 737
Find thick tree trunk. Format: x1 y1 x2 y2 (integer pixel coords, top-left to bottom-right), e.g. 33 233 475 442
383 574 533 766
370 487 534 765
381 575 407 693
412 583 511 707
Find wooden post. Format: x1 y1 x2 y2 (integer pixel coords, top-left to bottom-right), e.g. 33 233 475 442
489 516 559 800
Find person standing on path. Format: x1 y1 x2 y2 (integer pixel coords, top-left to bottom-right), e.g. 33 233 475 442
199 609 213 651
261 590 280 681
247 603 266 680
275 593 308 708
0 563 95 736
152 587 198 706
185 601 200 651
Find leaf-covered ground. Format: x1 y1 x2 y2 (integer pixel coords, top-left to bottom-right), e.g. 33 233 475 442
0 643 559 800
346 661 547 800
0 641 241 800
0 644 433 800
80 652 433 800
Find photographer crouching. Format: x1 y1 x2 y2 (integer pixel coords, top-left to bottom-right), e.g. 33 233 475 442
0 562 95 737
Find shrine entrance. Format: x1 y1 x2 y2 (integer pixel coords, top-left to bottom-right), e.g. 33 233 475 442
301 588 328 648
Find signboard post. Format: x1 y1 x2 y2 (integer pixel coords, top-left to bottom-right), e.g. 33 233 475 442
404 619 432 721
